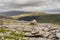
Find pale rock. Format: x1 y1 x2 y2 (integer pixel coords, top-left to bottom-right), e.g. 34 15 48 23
56 32 60 38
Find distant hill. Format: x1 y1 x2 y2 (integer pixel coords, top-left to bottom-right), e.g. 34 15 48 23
0 11 32 16
12 13 60 23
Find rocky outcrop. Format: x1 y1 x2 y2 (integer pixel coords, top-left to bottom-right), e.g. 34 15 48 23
18 23 60 40
0 21 60 40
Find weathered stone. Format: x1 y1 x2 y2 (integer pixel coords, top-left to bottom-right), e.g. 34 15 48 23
0 21 60 40
56 32 60 38
0 33 4 36
30 19 37 25
25 32 32 36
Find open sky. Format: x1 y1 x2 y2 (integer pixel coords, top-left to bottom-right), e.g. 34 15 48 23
0 0 60 13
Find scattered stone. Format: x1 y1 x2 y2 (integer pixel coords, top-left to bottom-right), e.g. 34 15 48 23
0 21 60 40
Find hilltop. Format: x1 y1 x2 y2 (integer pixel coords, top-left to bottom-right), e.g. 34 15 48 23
12 12 47 19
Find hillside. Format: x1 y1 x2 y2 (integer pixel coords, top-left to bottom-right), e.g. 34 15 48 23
0 15 16 25
19 14 60 23
12 13 60 24
12 12 47 19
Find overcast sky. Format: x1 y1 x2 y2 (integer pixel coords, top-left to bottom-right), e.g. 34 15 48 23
0 0 60 13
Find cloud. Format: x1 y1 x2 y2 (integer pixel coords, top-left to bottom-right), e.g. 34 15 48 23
0 0 60 13
0 0 47 8
43 8 60 12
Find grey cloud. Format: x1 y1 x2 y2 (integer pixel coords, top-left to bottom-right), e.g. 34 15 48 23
0 0 60 13
43 8 60 12
0 1 47 9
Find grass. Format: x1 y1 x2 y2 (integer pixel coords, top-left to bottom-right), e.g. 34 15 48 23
10 31 25 38
4 36 15 39
0 27 25 40
0 28 7 33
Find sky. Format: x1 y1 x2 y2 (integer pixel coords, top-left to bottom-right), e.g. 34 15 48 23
0 0 60 13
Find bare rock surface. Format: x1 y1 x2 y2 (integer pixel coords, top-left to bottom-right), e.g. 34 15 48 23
0 21 60 40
